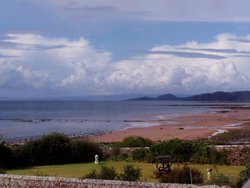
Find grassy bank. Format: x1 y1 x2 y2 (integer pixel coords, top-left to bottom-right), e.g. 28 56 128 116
7 161 244 182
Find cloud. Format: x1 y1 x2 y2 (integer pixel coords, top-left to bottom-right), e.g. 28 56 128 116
147 50 226 59
0 32 250 97
0 33 112 96
43 0 250 22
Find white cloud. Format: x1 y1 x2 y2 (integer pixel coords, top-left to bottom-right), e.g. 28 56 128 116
1 33 250 97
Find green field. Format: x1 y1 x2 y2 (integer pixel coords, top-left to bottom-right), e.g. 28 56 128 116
7 161 244 182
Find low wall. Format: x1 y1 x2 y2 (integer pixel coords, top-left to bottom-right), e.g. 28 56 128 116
0 174 229 188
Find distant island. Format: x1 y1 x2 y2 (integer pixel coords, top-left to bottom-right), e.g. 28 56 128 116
128 91 250 102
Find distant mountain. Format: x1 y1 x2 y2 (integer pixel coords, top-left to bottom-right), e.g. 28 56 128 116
127 91 250 102
157 93 181 100
184 91 250 101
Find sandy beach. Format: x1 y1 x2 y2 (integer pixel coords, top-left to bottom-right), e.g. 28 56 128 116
91 108 250 143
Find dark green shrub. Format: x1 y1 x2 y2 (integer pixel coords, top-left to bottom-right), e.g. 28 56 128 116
18 133 103 166
98 166 117 180
70 140 103 163
236 162 250 188
191 142 212 164
208 174 233 187
159 165 203 184
120 165 142 181
84 169 98 179
132 148 150 161
19 133 71 165
0 168 6 174
0 143 13 168
191 143 229 165
150 139 193 162
120 136 153 147
84 166 117 180
150 139 229 164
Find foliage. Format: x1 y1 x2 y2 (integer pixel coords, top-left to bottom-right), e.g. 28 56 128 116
150 139 229 164
120 136 153 147
150 139 194 162
132 148 150 161
70 140 103 163
190 142 229 164
119 165 142 181
236 162 250 188
159 165 203 184
0 143 13 168
99 166 117 180
19 133 72 166
84 165 141 181
190 142 212 164
207 174 233 187
84 169 98 179
1 133 103 168
84 166 117 180
0 168 6 174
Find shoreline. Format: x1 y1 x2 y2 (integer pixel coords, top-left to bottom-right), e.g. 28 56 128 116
3 105 250 144
90 108 250 143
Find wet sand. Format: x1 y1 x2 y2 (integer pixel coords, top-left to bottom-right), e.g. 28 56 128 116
91 109 250 143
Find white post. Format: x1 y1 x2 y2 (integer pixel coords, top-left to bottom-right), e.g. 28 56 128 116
207 168 213 181
94 154 99 164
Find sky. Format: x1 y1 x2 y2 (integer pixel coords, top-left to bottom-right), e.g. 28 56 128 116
1 0 250 97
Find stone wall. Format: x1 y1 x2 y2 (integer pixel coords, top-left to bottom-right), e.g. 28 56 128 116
0 174 229 188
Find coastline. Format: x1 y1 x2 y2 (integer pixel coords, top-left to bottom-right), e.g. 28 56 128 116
90 108 250 143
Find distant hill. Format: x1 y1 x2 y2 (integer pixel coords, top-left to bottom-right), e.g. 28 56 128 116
127 91 250 102
157 93 181 100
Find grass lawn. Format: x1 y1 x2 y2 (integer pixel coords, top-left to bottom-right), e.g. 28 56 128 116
7 161 244 182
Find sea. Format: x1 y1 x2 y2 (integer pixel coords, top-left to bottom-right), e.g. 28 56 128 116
0 100 246 141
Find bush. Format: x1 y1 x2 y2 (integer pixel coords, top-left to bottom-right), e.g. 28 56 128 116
98 166 117 180
70 140 103 163
207 174 233 187
150 139 193 162
84 169 98 179
84 166 117 180
190 142 211 164
132 148 150 161
159 165 203 184
236 162 250 188
0 143 13 168
120 136 153 147
19 133 71 165
17 133 103 167
150 139 229 164
120 165 142 181
0 168 6 174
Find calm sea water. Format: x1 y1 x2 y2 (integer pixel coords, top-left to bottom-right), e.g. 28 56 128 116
0 100 243 141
